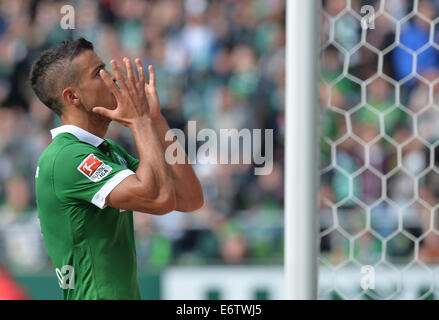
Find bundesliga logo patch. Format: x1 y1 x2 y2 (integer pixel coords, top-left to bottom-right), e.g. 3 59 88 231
77 154 112 182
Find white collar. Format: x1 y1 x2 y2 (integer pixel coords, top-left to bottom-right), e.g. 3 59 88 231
50 125 104 147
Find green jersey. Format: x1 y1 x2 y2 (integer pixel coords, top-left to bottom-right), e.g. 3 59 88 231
35 125 141 300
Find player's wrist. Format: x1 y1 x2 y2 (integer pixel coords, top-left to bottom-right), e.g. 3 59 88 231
150 113 166 125
129 116 153 130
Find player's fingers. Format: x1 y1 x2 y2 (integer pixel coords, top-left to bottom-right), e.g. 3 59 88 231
124 57 137 91
148 65 156 87
110 60 128 92
92 106 114 119
99 69 121 99
135 58 146 88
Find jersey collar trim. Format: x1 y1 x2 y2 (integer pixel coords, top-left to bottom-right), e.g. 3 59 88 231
50 125 105 147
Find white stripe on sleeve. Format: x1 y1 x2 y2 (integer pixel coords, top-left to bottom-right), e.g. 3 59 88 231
91 169 135 209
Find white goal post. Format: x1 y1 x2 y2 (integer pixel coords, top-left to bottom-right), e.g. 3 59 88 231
284 0 320 300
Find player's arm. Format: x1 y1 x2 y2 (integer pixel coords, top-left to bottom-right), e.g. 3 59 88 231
144 65 204 212
93 58 176 215
151 115 204 212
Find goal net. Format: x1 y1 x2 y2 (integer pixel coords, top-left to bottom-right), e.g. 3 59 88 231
319 0 439 299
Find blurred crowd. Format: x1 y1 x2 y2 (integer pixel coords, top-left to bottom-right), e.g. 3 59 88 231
320 0 439 267
7 0 438 278
0 0 285 273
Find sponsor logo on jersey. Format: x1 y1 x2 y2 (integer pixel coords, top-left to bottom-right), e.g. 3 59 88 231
115 152 127 168
77 154 112 182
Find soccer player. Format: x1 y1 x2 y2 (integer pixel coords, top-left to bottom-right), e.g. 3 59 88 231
30 38 204 300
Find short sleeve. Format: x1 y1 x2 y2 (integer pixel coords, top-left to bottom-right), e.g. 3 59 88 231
53 144 135 209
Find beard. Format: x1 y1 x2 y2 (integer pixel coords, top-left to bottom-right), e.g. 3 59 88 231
94 112 112 124
79 101 113 125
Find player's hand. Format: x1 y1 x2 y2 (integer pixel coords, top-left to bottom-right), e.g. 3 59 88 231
93 58 150 127
144 65 162 121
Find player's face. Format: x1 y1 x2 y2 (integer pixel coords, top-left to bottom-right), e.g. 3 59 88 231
74 50 117 114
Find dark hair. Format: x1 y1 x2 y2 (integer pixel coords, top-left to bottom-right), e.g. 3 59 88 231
29 38 94 116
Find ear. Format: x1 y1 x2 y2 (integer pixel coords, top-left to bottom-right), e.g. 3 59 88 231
61 87 80 108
